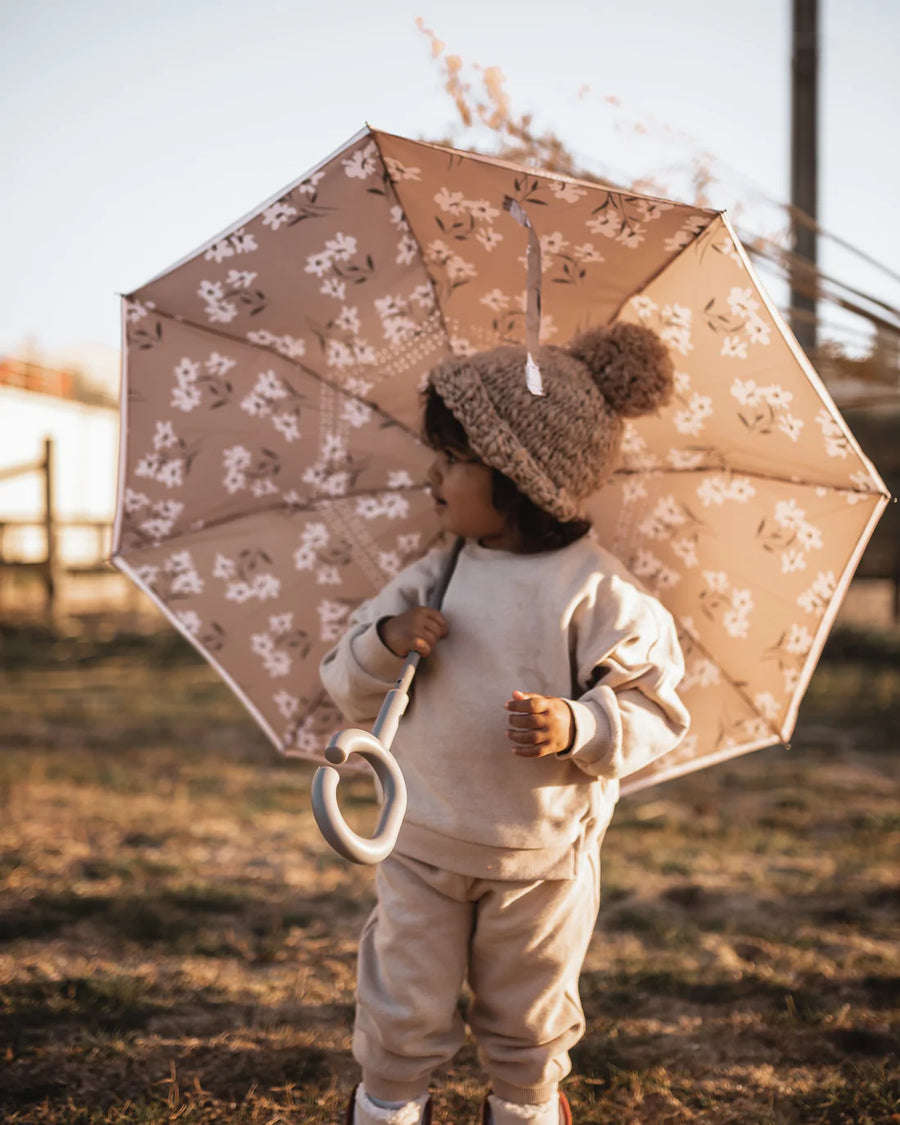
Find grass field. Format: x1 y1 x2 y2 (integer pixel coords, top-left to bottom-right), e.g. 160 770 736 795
1 624 898 1124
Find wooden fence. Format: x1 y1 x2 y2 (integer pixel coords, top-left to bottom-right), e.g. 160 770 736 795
0 439 123 623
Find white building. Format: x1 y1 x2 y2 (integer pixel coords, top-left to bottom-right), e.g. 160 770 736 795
0 343 119 569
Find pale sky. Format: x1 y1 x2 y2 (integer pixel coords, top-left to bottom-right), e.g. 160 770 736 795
1 0 897 360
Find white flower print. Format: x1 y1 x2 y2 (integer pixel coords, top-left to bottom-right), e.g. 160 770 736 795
467 199 501 223
272 414 300 442
727 287 760 317
320 277 346 300
781 548 807 574
540 232 568 256
384 157 420 181
784 623 813 656
586 211 620 239
778 414 804 443
434 187 466 214
721 335 748 359
758 498 823 574
668 449 708 470
274 690 299 719
745 315 771 346
573 243 604 264
475 227 503 252
215 549 281 603
446 255 476 283
246 330 306 359
297 170 325 197
696 475 755 507
797 570 836 614
754 692 781 722
548 181 587 203
318 599 351 643
230 229 257 254
379 551 402 578
635 199 673 222
305 250 333 278
335 306 361 334
674 392 713 436
671 537 699 568
175 609 202 637
342 399 372 428
396 234 419 265
617 225 645 249
682 654 721 691
343 141 379 180
164 550 204 597
480 288 509 312
326 233 358 262
629 549 680 592
816 409 850 458
664 214 709 253
410 284 434 309
700 571 753 637
630 295 658 320
125 298 155 322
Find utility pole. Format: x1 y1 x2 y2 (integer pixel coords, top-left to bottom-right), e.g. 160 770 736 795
790 0 819 355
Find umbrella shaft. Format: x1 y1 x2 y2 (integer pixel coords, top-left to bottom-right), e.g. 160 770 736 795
372 653 420 750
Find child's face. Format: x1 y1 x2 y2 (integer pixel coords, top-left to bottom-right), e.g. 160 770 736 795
427 446 523 551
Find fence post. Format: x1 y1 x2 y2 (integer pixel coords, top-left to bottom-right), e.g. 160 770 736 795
43 437 58 621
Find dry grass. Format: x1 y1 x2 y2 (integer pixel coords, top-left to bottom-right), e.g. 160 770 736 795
0 624 898 1124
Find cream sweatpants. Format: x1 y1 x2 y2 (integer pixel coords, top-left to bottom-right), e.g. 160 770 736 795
354 848 601 1106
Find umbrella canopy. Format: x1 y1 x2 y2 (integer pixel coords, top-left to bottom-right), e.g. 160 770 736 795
112 126 890 794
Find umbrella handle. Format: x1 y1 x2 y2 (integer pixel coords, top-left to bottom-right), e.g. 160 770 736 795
312 538 463 865
311 726 408 865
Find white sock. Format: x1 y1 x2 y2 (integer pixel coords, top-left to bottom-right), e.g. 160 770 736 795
487 1092 560 1125
354 1084 429 1125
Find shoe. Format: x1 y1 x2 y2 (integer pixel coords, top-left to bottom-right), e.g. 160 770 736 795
344 1085 433 1125
481 1091 572 1124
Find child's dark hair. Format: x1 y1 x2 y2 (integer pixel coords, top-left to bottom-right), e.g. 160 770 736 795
423 386 591 552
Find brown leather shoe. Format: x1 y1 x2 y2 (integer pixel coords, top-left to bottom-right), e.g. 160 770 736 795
481 1092 572 1124
344 1085 433 1124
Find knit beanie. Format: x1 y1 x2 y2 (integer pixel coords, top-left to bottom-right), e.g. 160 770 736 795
427 322 674 522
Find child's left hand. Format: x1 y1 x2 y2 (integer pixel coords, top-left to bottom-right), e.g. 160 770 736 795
505 690 575 757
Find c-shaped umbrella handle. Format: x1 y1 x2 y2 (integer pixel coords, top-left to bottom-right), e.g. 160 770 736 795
311 726 408 865
312 538 463 865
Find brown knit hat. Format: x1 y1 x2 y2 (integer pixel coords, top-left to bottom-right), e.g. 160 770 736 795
427 322 674 522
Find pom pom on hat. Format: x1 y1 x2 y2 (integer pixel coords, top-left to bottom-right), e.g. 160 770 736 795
567 322 674 418
428 320 673 522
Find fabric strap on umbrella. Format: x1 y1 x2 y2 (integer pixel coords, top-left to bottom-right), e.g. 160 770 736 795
503 197 544 396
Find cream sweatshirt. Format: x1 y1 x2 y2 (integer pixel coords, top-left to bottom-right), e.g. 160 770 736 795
319 536 689 881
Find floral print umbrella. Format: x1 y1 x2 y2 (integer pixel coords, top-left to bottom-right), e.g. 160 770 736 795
112 126 890 794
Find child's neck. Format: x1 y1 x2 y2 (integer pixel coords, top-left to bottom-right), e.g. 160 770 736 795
474 526 530 553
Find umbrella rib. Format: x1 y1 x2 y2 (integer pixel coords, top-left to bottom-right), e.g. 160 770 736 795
370 130 458 363
610 464 890 498
673 622 785 747
609 214 724 325
124 305 426 445
113 486 434 556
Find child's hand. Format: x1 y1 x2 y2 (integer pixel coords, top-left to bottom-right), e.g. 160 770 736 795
378 607 448 658
505 690 575 757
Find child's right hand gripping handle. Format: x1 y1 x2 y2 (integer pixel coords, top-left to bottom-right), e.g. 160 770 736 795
311 537 463 865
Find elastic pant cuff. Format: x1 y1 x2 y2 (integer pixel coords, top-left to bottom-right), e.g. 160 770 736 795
490 1079 560 1105
361 1070 432 1104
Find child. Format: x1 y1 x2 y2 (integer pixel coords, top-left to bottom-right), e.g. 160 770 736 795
320 322 690 1125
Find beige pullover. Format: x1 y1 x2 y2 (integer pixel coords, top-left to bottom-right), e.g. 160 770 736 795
320 536 689 881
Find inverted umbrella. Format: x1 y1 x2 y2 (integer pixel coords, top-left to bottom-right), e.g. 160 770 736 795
112 126 889 810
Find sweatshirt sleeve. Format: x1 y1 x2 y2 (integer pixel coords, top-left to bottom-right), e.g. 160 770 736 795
561 571 690 780
318 546 452 725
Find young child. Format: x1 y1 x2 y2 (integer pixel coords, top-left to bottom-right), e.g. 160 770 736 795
320 322 690 1125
